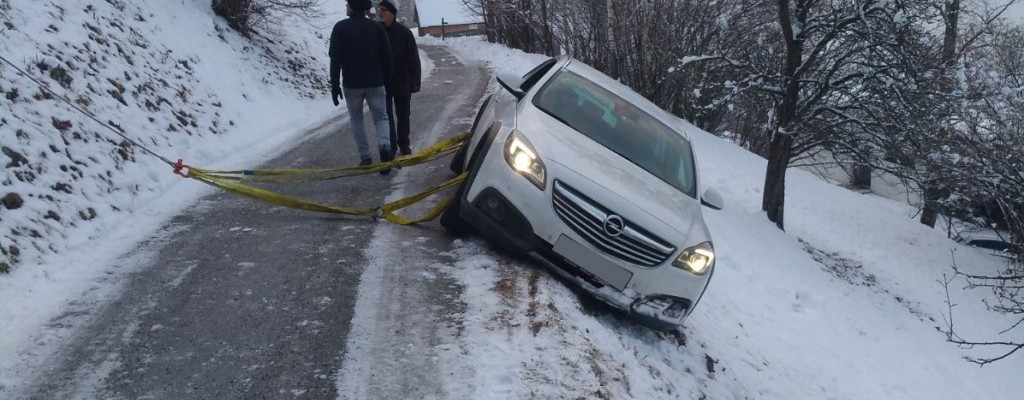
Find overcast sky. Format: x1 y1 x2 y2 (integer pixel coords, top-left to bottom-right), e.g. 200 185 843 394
1006 2 1024 22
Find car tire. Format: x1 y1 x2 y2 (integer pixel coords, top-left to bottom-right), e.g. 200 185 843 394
440 183 474 237
450 94 493 175
449 145 468 175
442 121 502 237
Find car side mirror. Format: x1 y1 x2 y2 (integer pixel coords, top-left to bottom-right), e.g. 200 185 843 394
497 72 526 101
701 188 724 210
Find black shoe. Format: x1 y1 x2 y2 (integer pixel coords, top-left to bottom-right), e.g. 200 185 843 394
379 147 393 175
400 147 412 156
359 158 372 166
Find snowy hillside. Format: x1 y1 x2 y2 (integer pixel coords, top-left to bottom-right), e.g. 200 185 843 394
0 0 333 273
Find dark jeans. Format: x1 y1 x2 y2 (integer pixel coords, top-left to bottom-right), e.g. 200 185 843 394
386 94 412 153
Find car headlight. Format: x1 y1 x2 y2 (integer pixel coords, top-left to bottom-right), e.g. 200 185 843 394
504 130 546 190
673 242 714 275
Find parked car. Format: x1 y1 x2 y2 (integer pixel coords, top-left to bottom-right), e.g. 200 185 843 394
954 229 1021 261
442 56 724 329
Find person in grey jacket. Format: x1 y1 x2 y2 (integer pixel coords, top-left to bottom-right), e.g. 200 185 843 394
378 0 421 156
329 0 394 174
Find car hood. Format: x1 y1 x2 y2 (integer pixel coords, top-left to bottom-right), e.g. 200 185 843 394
516 107 710 243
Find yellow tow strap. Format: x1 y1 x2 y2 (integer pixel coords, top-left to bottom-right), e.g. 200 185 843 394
191 132 470 182
178 132 470 224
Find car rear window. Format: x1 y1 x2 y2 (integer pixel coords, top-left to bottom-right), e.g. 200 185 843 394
532 70 697 197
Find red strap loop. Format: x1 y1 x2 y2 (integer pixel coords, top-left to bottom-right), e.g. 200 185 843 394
173 159 192 178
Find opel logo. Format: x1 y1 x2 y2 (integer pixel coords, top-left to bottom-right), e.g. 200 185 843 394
603 215 625 237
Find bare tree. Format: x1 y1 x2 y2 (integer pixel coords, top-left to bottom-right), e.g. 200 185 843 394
961 21 1024 244
473 0 749 112
212 0 324 35
461 0 558 56
862 0 1019 230
752 0 902 230
667 0 781 155
667 1 942 230
945 260 1024 365
915 0 963 228
933 9 1024 366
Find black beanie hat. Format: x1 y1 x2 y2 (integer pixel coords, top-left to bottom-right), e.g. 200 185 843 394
379 0 398 15
347 0 372 11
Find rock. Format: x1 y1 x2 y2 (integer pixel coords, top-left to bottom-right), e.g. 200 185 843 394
2 192 23 210
2 146 28 168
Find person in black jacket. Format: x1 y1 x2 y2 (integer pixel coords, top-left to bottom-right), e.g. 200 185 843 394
329 0 394 174
377 0 421 156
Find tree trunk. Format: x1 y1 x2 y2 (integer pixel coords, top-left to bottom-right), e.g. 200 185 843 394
920 185 942 227
763 130 793 229
540 0 554 56
762 0 803 231
605 0 619 78
920 0 959 228
482 0 497 43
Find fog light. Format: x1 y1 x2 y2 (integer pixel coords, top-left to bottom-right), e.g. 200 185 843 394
631 296 691 323
485 196 501 210
663 301 687 319
479 192 508 221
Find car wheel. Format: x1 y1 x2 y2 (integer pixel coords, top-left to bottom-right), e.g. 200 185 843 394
449 144 469 175
442 121 502 237
450 94 493 175
440 183 474 236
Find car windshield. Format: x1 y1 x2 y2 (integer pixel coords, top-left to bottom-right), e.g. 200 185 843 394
533 70 697 197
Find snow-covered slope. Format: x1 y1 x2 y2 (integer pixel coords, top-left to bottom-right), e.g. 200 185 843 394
0 0 332 273
0 1 342 391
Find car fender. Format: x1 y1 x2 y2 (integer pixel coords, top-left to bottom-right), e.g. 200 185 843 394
466 90 516 170
462 121 504 200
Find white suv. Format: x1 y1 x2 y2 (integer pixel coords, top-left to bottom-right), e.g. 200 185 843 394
443 57 724 329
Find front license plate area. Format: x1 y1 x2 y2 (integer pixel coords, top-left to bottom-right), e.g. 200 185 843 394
553 235 632 291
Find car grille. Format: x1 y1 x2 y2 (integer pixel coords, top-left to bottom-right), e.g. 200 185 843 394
551 180 675 267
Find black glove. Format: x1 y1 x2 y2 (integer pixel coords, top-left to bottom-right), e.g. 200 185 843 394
411 84 420 94
332 86 342 106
